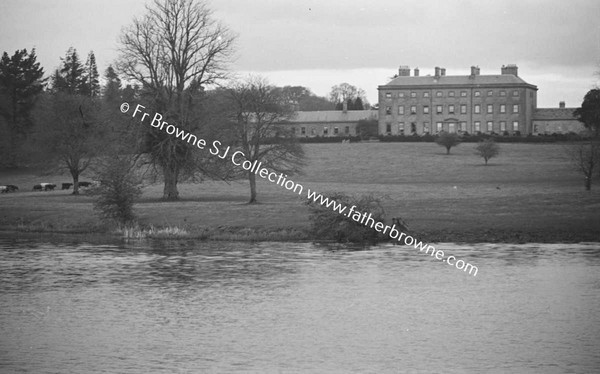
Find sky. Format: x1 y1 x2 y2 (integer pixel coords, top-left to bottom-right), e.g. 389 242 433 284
1 0 599 107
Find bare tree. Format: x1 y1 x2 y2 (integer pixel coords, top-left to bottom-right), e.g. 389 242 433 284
329 82 368 109
117 0 236 200
474 139 500 165
567 140 600 190
30 92 102 194
226 76 306 203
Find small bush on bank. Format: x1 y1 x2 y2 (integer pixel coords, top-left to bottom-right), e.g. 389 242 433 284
90 157 142 225
306 192 387 244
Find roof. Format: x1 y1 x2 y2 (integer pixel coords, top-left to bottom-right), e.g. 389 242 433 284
380 74 537 89
286 110 378 123
533 108 578 121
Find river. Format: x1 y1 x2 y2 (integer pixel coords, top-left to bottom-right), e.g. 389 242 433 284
1 237 599 373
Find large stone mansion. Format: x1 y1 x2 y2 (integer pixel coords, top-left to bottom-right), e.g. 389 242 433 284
377 65 583 136
280 64 584 138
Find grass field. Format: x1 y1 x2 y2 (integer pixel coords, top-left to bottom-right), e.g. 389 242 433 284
1 142 599 242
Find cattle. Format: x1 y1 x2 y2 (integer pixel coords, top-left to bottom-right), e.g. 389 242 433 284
1 185 18 193
78 181 92 188
33 183 56 191
62 183 73 190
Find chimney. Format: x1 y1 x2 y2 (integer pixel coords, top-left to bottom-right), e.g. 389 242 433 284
398 65 410 76
559 101 565 109
434 66 441 78
501 64 518 76
440 68 446 76
342 100 348 113
470 66 480 76
414 67 419 77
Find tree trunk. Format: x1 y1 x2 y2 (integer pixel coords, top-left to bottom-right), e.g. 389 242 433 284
162 164 179 200
71 171 80 195
446 146 450 155
585 175 591 191
248 172 257 204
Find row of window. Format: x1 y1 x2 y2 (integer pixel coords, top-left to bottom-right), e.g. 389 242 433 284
385 121 520 134
386 103 520 115
384 89 521 99
293 126 350 136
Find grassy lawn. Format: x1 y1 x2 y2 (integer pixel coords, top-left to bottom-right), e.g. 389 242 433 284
1 142 599 242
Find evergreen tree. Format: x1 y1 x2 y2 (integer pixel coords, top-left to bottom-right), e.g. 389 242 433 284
353 96 364 110
574 88 600 137
85 51 100 98
52 47 86 94
0 48 46 166
102 65 121 102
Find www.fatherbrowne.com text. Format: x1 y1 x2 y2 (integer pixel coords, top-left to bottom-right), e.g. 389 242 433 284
121 102 479 277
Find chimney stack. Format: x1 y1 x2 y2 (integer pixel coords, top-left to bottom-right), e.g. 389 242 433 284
470 66 480 76
559 101 565 109
501 64 518 76
440 68 446 76
398 65 411 76
414 67 419 76
434 66 441 78
342 100 348 113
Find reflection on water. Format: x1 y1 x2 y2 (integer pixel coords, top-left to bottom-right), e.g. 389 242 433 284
1 238 599 372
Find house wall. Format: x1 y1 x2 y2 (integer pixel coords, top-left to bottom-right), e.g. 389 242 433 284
532 119 585 134
379 86 536 135
289 121 358 137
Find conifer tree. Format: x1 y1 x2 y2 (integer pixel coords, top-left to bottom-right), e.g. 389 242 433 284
0 48 46 166
52 47 86 94
102 65 121 103
85 51 100 97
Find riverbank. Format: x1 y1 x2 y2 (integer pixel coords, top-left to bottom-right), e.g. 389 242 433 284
1 143 599 243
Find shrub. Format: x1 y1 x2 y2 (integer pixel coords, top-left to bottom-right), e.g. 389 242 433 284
90 157 142 225
435 132 461 154
475 139 500 165
306 192 387 243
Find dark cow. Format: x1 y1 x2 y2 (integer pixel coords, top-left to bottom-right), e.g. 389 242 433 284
78 181 92 188
62 183 73 190
0 185 18 193
33 184 43 191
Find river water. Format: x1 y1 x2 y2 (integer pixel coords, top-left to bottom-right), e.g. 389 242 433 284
0 237 599 373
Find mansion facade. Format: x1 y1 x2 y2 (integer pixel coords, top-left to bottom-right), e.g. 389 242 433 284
378 65 584 136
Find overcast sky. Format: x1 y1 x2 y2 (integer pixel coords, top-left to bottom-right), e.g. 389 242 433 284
1 0 599 107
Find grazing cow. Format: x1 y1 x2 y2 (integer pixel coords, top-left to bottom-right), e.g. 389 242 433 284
34 183 56 191
78 181 92 188
1 185 18 193
62 183 73 190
